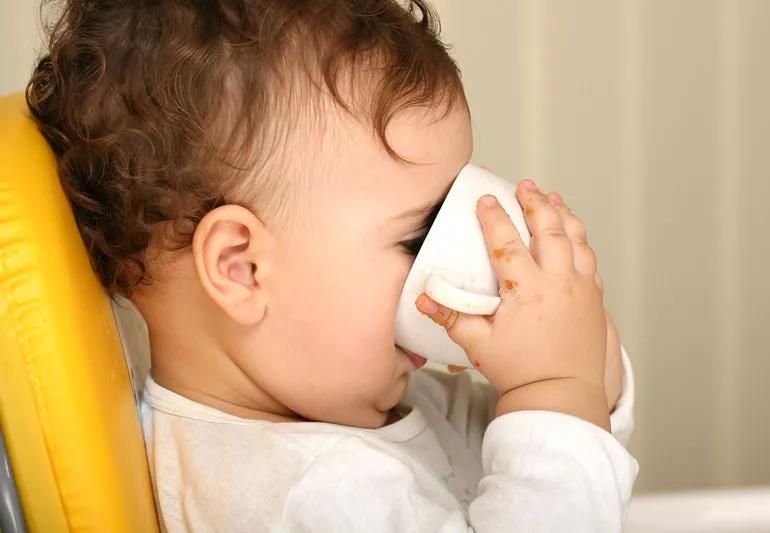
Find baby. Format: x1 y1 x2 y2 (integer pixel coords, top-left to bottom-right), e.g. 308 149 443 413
27 0 637 531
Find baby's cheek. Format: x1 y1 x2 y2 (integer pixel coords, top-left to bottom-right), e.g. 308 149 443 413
324 252 403 341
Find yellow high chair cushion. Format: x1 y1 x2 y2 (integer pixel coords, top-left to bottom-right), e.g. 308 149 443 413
0 92 158 531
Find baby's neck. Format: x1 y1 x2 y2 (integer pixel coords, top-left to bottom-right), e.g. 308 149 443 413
152 366 306 423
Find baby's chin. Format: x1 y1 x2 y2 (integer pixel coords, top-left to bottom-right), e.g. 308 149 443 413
356 383 409 429
323 408 396 429
297 364 409 428
371 404 406 429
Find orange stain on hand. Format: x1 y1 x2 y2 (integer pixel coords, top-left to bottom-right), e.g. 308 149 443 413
493 249 513 263
503 279 519 291
430 314 447 327
524 205 535 217
429 309 458 330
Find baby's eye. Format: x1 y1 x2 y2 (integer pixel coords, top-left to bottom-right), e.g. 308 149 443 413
399 233 428 257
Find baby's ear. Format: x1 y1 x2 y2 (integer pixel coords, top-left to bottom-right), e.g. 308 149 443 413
192 205 272 326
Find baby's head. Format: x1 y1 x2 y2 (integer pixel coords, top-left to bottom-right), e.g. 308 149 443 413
28 0 472 428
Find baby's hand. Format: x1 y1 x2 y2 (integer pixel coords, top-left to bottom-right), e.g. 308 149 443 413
416 181 610 430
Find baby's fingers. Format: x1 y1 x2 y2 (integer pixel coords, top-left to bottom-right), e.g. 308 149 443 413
476 194 537 283
517 181 573 273
415 294 490 358
547 192 597 276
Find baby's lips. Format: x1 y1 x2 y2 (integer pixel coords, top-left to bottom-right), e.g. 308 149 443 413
399 346 428 369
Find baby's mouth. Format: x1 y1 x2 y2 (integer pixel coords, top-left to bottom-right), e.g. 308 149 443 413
397 345 427 369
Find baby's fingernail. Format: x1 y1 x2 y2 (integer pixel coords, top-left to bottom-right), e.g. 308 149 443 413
415 294 439 314
521 179 537 190
548 192 563 205
479 195 497 207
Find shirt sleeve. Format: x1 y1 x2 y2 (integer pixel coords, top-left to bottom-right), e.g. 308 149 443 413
279 412 639 532
608 345 635 446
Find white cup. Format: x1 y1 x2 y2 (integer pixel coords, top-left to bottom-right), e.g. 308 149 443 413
394 163 531 368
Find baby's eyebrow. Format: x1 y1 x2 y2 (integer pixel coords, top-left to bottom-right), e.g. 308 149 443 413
390 179 453 225
390 196 446 232
391 199 443 222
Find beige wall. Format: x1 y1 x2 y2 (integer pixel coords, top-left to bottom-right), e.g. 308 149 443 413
433 0 770 492
0 1 42 96
2 0 768 494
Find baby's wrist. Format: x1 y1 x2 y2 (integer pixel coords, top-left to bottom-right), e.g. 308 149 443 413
496 378 611 432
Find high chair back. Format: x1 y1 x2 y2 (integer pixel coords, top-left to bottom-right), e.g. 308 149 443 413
0 92 158 532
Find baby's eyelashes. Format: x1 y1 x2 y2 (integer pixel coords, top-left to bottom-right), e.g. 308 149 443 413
399 233 428 256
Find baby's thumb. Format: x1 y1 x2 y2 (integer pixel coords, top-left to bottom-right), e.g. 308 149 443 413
415 294 490 355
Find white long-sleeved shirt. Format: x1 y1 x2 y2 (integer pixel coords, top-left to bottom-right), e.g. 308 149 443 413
141 348 638 532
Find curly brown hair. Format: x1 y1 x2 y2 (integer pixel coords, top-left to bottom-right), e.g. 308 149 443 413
25 0 466 297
